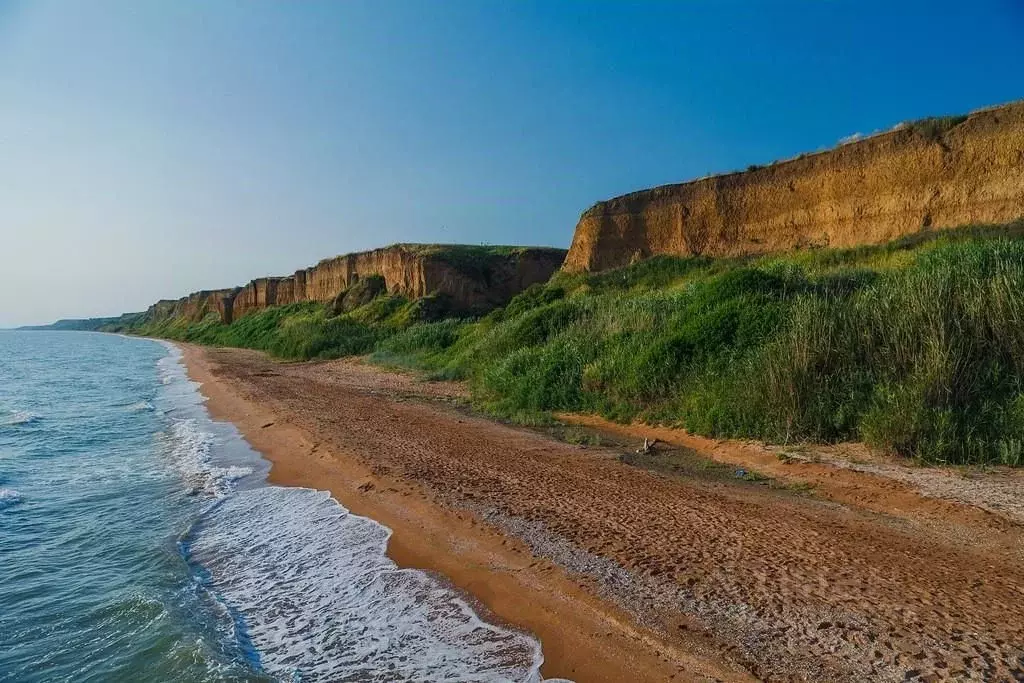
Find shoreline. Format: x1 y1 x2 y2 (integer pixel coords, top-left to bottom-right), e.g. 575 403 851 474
178 342 742 682
177 341 1024 682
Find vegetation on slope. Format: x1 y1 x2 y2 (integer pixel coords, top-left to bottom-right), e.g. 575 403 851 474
20 312 145 332
132 222 1024 466
136 301 379 360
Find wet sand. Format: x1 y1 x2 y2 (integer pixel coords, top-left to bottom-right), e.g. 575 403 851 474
180 344 1024 682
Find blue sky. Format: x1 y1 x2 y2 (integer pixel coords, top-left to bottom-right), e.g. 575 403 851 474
1 1 1022 326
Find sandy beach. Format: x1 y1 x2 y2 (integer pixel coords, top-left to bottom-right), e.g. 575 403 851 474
181 343 1024 682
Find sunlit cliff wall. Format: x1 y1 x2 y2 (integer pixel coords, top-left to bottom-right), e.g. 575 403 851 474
563 101 1024 272
147 244 566 324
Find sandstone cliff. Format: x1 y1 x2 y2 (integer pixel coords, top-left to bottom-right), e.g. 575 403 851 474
147 244 566 324
564 101 1024 272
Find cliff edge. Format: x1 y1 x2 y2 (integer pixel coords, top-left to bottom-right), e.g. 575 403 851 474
147 244 566 324
563 100 1024 272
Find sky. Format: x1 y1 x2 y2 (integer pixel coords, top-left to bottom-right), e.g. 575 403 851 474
1 1 1023 327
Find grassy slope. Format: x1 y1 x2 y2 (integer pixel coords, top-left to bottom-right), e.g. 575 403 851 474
21 312 145 331
132 222 1024 465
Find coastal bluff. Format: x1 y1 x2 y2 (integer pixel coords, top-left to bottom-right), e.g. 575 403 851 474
147 244 566 324
563 100 1024 272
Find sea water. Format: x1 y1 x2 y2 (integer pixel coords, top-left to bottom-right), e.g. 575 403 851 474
0 331 555 682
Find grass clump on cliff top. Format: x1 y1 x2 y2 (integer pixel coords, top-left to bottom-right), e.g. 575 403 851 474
908 114 969 143
400 243 544 259
404 243 564 283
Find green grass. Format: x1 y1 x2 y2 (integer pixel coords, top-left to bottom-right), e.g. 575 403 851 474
132 221 1024 465
370 222 1024 465
135 301 382 361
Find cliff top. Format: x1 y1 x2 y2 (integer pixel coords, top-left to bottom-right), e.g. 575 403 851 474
582 98 1024 219
310 242 566 269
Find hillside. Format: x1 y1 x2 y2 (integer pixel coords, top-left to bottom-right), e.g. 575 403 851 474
372 222 1024 465
564 100 1024 272
49 101 1024 466
18 312 145 332
128 220 1024 465
125 244 565 361
145 243 567 325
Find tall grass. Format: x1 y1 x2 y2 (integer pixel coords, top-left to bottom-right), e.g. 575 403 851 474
137 302 381 360
133 222 1024 465
374 225 1024 465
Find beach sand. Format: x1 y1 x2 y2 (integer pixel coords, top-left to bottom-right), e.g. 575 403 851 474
181 343 1024 682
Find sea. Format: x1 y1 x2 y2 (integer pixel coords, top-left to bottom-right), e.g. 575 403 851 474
0 330 557 682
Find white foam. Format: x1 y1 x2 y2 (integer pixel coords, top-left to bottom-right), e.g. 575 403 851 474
157 345 180 385
127 401 155 412
3 410 40 426
156 340 562 681
164 419 252 499
187 486 545 682
0 488 22 508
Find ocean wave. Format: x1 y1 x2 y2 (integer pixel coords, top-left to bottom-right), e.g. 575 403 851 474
127 401 155 413
185 487 546 682
165 419 252 498
90 592 168 625
158 361 176 385
156 340 562 681
0 488 22 509
3 410 40 426
157 345 181 385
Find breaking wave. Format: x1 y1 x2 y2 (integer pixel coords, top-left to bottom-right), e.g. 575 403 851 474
3 410 40 426
0 488 22 509
155 341 556 681
184 487 545 682
164 419 252 499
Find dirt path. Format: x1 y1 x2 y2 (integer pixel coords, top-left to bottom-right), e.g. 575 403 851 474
186 346 1024 682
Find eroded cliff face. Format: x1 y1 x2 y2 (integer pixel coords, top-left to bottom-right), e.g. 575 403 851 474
564 101 1024 272
148 244 566 324
146 288 239 324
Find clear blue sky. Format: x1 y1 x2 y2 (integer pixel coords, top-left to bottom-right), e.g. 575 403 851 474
2 1 1022 326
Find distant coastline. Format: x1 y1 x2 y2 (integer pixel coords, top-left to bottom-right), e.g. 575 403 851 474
16 312 144 332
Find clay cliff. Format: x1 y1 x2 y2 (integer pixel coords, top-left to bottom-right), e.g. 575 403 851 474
147 244 566 324
564 100 1024 272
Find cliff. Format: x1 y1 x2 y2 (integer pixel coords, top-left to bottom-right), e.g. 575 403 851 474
147 244 566 324
563 100 1024 272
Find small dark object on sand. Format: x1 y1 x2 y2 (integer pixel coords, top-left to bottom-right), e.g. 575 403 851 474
635 438 659 454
